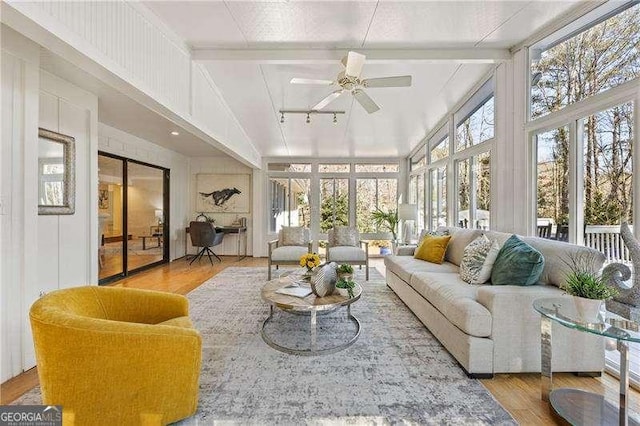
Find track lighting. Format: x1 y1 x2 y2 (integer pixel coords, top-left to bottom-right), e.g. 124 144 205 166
277 110 345 124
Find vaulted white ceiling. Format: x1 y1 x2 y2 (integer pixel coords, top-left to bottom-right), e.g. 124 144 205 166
144 0 582 158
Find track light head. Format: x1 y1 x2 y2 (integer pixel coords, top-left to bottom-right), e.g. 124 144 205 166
306 113 311 124
333 113 338 124
280 112 285 123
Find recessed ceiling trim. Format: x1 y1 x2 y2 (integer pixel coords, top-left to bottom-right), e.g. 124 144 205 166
193 48 511 63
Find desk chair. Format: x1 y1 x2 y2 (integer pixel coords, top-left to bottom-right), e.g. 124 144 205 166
189 221 224 265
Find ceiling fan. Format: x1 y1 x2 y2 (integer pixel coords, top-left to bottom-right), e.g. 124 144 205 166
290 51 412 114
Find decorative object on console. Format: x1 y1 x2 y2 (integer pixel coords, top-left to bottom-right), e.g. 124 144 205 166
413 234 451 264
490 235 545 286
196 173 250 213
459 235 500 285
603 222 640 320
310 262 338 297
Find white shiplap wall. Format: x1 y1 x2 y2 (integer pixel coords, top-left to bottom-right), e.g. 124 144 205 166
98 123 190 260
30 1 191 117
3 0 262 168
0 28 40 383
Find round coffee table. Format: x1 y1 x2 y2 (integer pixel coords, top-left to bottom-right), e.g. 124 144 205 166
261 277 362 356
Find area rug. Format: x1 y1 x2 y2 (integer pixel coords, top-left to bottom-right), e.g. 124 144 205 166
13 267 515 425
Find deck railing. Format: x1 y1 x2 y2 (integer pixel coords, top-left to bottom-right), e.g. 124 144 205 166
583 225 633 264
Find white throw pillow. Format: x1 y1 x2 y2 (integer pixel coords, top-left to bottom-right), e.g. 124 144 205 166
459 235 500 284
281 226 307 246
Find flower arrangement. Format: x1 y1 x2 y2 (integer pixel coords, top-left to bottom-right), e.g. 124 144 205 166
300 253 321 273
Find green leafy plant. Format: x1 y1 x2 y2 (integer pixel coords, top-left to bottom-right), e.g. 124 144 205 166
563 254 619 300
337 264 353 274
336 278 356 298
371 208 399 241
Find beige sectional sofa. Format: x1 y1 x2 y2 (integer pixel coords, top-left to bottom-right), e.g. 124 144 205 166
385 226 605 378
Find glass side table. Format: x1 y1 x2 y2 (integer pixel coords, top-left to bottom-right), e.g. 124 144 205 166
533 297 640 426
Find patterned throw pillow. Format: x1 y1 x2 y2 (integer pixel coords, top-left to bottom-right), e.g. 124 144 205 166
459 235 500 284
281 226 307 246
333 226 358 247
417 228 450 244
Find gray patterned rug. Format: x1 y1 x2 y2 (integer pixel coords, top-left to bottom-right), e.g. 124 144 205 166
14 267 515 425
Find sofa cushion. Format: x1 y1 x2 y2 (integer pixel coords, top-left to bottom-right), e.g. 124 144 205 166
328 246 366 262
385 255 458 283
410 272 492 337
459 235 501 284
442 228 483 266
414 235 451 264
271 246 309 262
491 235 545 286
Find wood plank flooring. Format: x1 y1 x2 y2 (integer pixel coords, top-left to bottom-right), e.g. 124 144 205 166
2 256 638 425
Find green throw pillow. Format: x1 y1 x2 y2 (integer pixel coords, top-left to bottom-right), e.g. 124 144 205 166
490 235 545 286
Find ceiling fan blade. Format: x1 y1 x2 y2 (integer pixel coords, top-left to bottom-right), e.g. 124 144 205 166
312 90 343 110
353 89 380 114
363 75 412 88
345 51 366 78
290 78 334 85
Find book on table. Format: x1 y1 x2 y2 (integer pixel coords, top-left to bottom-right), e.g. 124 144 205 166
275 285 313 298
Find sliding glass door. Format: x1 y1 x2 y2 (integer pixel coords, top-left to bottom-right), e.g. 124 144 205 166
98 153 169 283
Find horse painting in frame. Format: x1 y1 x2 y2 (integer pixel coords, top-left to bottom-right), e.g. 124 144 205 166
196 173 250 213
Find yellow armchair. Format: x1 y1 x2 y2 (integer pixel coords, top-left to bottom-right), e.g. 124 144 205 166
30 286 202 426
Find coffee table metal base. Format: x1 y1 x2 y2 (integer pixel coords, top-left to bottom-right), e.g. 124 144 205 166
261 305 361 356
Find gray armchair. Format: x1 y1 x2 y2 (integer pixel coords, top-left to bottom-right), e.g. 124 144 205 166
327 227 369 281
268 227 312 280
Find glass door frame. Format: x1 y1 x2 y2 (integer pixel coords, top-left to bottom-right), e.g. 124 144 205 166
98 151 170 285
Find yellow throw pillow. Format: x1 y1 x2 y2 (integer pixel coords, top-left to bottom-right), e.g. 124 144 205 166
414 235 452 264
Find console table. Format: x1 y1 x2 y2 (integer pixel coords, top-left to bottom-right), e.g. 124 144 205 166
185 226 247 261
534 297 640 426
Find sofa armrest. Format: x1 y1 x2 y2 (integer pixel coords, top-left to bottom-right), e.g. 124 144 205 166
396 245 417 256
476 285 604 372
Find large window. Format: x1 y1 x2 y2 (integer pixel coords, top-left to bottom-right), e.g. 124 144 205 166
356 178 398 234
269 178 311 233
319 178 349 233
430 167 446 229
530 2 640 119
456 96 495 151
536 126 570 240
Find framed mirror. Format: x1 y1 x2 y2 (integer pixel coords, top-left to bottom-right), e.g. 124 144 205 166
38 128 75 215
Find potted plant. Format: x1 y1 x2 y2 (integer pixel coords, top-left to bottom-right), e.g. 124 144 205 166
563 254 618 322
335 278 356 298
371 208 399 242
336 264 354 280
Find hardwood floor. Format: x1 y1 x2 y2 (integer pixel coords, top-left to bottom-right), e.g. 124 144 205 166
2 256 638 425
